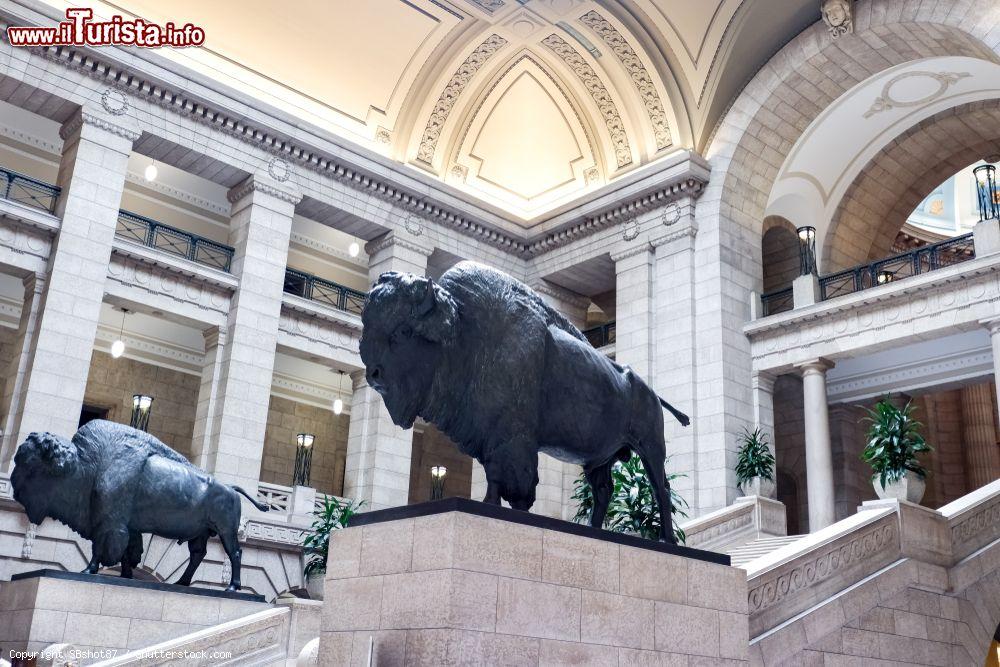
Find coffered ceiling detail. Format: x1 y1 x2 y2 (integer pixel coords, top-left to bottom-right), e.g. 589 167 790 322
57 0 817 222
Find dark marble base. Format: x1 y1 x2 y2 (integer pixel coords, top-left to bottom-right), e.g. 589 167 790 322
11 568 266 602
349 496 730 566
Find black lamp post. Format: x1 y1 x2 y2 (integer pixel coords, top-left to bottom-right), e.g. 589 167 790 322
797 226 817 275
975 164 999 222
430 465 447 500
130 394 153 431
293 433 314 487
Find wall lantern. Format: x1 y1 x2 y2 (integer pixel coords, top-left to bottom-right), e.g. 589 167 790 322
876 270 894 285
130 394 153 431
797 226 817 275
430 465 447 500
975 164 999 222
293 433 315 487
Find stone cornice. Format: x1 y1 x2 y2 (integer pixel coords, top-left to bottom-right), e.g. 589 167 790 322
59 108 141 143
364 233 434 259
227 176 302 206
6 30 712 260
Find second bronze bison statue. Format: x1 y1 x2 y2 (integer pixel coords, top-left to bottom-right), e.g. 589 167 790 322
11 420 269 590
360 261 689 543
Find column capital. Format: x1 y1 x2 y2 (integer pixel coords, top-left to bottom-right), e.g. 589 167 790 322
21 271 46 296
59 105 141 144
980 317 1000 335
610 241 654 265
203 325 228 349
364 231 434 260
529 280 590 310
795 357 834 375
227 174 302 208
751 370 776 393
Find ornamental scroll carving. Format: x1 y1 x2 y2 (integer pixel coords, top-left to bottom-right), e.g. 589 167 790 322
949 493 1000 557
541 33 632 169
747 519 897 614
579 11 672 151
417 34 509 165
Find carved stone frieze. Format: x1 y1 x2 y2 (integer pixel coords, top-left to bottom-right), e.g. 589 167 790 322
106 251 234 317
417 34 509 165
0 216 54 270
579 10 672 150
949 493 1000 559
541 33 632 169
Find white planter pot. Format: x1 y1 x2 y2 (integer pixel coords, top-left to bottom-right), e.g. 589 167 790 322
873 471 925 504
738 476 776 499
305 571 325 601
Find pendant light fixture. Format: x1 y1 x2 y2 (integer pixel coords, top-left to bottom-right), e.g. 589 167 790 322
144 160 158 182
333 370 345 415
111 308 128 359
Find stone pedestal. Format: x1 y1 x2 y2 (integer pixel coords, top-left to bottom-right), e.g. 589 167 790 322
0 570 267 663
318 498 748 666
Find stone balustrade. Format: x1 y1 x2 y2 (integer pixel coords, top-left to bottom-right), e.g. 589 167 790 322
680 495 786 553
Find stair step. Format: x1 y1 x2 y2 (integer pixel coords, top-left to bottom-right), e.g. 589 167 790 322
726 535 804 567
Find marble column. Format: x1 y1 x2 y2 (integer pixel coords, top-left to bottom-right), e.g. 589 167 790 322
796 358 836 531
343 233 431 510
0 273 46 469
199 175 300 488
190 326 227 470
5 106 139 452
960 382 1000 490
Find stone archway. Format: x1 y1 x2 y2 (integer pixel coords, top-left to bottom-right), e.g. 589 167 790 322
762 216 800 293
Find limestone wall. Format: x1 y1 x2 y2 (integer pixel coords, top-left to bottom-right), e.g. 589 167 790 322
82 351 199 459
261 396 349 497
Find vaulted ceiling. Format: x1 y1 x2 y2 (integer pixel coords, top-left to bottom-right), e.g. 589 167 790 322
79 0 817 222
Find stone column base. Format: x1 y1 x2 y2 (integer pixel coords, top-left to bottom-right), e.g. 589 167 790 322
319 498 748 665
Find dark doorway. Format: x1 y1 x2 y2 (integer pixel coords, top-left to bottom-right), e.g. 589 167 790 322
79 404 108 428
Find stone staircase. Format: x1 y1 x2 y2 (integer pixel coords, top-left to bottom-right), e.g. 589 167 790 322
727 534 802 567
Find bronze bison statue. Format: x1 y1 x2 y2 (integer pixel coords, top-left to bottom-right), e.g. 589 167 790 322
360 261 689 542
11 420 269 590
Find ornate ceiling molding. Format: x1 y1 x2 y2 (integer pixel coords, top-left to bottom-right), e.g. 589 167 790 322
540 33 632 169
416 34 509 165
579 10 672 152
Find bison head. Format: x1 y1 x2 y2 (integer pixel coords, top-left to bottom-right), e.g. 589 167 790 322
11 432 79 524
360 271 457 429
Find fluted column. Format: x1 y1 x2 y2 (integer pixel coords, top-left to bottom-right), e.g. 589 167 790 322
960 383 1000 490
796 358 836 531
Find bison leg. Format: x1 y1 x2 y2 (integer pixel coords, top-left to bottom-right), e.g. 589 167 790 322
217 527 243 591
175 534 208 586
634 442 676 544
482 477 501 505
82 552 100 575
92 524 130 569
486 441 538 511
120 531 143 579
585 460 614 530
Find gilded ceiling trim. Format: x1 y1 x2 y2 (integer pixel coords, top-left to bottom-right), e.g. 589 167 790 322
579 10 672 151
540 33 632 169
416 33 509 165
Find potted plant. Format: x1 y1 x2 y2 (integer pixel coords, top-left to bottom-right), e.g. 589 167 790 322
302 494 363 600
571 453 689 543
735 427 776 498
861 398 931 503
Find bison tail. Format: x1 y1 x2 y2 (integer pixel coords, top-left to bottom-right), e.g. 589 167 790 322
658 397 691 427
231 485 271 512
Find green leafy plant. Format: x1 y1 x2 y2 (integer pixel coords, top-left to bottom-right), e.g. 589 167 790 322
860 397 931 490
571 453 688 543
735 427 775 486
303 495 364 577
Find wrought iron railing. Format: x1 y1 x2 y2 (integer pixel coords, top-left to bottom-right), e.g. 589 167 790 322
760 287 793 316
115 210 235 272
819 233 975 301
283 268 368 315
0 166 60 213
582 321 616 348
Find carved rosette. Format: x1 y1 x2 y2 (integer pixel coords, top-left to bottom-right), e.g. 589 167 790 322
417 34 509 165
579 11 672 150
541 34 632 169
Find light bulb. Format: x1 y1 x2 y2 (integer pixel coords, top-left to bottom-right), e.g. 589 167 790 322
144 163 158 182
111 339 125 358
348 242 360 258
333 398 344 415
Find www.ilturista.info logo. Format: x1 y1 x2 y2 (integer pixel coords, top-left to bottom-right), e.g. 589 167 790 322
6 8 205 48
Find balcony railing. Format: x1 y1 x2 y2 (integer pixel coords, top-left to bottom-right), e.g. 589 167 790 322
760 287 793 316
0 166 60 213
582 321 616 348
283 267 368 315
116 210 235 272
819 233 975 301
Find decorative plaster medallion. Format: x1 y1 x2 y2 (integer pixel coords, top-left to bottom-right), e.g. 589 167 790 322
661 202 680 226
100 88 129 116
579 11 672 150
864 71 971 118
267 156 291 182
821 0 853 38
541 33 632 169
584 167 600 185
417 34 509 165
405 214 424 236
622 216 640 241
375 126 392 144
465 0 505 14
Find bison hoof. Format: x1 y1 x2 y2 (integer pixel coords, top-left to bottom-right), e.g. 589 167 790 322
225 583 240 592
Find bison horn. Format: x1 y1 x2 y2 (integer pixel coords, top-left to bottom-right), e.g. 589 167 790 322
414 278 436 317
